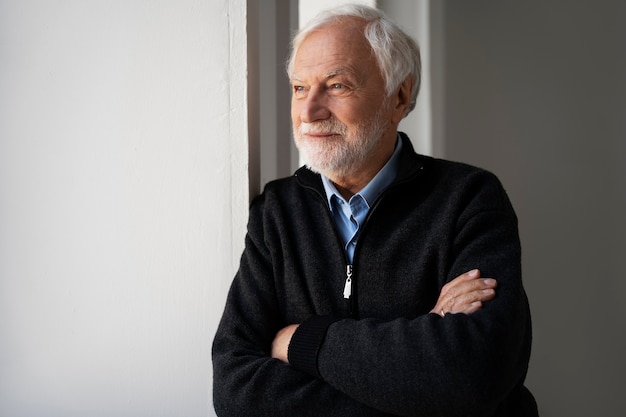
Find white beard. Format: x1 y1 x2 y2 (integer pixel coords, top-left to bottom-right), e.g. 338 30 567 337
294 106 389 178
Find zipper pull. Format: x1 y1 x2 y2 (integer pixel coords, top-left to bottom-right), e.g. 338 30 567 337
343 264 353 299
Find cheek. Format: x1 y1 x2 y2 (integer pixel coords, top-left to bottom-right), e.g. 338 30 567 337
291 101 301 124
337 96 379 118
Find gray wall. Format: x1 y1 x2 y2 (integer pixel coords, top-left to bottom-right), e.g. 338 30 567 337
441 1 626 416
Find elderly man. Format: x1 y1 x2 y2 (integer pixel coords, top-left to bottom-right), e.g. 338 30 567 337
212 4 537 416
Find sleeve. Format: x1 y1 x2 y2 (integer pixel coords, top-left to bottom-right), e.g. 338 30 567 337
286 173 534 417
211 197 385 417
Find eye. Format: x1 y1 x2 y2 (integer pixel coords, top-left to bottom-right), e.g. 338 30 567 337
328 82 351 95
292 85 307 98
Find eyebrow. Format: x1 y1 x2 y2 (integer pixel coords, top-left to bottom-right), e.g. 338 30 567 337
324 69 350 79
290 68 359 84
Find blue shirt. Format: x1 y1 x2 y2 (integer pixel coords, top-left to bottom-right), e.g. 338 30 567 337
321 137 403 263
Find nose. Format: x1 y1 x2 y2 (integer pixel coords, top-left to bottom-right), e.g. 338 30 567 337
298 88 331 123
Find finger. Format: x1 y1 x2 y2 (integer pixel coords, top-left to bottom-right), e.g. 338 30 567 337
431 271 497 317
445 269 481 288
459 288 496 305
441 270 476 294
442 277 497 301
462 300 483 315
461 284 497 302
446 286 496 314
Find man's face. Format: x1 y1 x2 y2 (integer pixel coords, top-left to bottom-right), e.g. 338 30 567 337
290 20 395 179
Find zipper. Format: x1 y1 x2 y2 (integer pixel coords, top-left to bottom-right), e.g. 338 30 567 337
300 181 355 315
343 264 353 299
343 264 355 317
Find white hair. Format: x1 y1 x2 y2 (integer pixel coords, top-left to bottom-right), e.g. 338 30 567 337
286 3 421 117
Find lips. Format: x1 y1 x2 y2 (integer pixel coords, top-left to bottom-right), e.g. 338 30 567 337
299 126 343 137
298 127 341 139
304 131 337 137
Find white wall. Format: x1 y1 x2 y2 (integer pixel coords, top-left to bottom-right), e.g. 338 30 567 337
0 1 248 416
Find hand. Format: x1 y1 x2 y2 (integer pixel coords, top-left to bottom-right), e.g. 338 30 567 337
271 324 299 363
430 269 497 317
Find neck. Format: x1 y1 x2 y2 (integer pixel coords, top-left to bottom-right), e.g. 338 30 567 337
330 180 356 201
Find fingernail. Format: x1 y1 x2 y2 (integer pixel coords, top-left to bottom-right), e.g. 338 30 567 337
468 269 479 277
483 278 496 286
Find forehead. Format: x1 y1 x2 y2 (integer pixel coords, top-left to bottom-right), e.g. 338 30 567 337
292 20 378 80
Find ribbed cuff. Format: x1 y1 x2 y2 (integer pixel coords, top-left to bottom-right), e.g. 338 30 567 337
288 315 337 379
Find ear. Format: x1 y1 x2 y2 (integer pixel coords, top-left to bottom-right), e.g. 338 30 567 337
390 75 413 124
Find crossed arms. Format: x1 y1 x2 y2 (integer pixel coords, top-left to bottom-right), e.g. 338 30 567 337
271 269 498 363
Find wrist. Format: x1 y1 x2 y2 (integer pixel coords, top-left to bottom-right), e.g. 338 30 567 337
288 315 338 378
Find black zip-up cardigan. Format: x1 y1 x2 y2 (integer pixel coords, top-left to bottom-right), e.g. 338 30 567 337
212 133 538 416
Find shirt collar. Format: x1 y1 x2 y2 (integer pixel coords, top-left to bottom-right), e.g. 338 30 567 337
322 135 404 208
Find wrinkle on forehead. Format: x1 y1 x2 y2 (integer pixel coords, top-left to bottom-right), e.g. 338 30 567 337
292 20 378 84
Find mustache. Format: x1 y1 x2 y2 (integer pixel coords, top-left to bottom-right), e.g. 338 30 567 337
298 120 347 136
